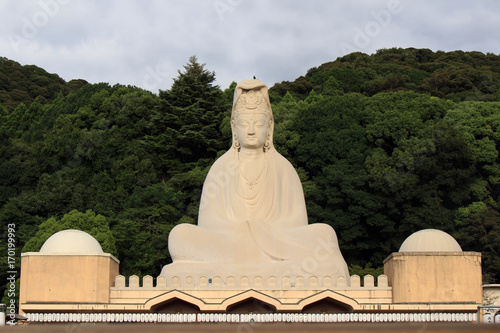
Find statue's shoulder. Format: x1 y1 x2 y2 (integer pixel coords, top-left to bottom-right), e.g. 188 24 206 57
270 149 292 165
205 149 238 178
212 149 235 166
273 150 292 165
272 150 301 178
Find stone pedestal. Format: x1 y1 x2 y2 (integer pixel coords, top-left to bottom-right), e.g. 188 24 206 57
384 252 482 304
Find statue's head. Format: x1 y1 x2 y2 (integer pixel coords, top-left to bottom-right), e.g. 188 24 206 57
231 80 274 152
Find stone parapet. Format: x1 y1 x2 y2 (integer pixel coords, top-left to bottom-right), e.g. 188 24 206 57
111 274 388 290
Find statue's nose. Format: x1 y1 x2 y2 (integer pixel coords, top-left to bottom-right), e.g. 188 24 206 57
248 124 255 134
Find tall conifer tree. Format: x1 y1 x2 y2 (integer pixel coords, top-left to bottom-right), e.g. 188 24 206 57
151 56 226 174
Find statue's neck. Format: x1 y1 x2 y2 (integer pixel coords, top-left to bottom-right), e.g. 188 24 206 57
237 148 267 194
239 148 265 159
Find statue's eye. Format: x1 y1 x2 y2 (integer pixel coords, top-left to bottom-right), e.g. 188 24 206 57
237 120 249 127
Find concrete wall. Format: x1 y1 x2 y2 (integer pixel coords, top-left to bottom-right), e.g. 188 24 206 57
384 252 482 304
19 253 119 314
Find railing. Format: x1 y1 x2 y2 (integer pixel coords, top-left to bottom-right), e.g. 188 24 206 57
477 306 500 324
25 312 477 323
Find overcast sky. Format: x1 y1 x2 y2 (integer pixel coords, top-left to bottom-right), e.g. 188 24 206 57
1 0 499 93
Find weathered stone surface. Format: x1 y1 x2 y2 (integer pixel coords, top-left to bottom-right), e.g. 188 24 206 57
161 79 349 285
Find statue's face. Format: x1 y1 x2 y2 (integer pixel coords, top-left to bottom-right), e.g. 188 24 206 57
235 112 268 150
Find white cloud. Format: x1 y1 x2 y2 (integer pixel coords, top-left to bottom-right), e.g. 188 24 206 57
0 0 499 92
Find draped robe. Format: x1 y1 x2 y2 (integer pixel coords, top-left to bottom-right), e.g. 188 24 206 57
161 148 350 280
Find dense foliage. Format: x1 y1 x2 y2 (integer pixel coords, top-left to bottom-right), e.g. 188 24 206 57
271 47 500 102
1 49 500 304
0 57 87 112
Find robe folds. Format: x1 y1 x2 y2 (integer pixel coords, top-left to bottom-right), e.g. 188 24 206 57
161 148 350 281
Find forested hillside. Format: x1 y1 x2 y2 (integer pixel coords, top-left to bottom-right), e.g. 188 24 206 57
0 57 87 112
2 49 500 304
271 47 500 102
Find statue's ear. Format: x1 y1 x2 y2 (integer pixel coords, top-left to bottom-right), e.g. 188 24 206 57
263 118 272 152
231 118 240 150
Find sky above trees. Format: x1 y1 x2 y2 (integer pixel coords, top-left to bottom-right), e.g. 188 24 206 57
1 0 499 92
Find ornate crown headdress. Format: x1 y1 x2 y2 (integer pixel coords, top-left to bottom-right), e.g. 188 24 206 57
234 90 269 116
232 79 273 119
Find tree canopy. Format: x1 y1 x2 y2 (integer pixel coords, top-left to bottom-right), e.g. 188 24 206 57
0 57 86 112
1 49 500 304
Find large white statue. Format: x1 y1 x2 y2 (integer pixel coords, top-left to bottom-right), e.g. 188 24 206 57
161 80 349 284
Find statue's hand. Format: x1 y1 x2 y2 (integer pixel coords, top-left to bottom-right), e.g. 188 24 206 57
226 220 251 237
246 219 269 236
246 219 264 225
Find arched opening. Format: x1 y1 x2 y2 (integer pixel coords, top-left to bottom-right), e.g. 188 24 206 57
301 297 352 313
151 298 201 313
226 297 277 314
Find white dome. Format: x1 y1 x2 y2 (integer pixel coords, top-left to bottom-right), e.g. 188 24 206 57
399 229 462 252
40 229 104 254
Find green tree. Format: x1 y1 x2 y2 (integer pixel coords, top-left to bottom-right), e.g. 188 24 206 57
454 205 500 283
148 56 227 175
294 92 475 266
0 58 86 112
22 209 117 255
2 48 500 300
272 92 305 161
363 92 474 237
348 263 384 283
294 94 378 264
445 101 500 209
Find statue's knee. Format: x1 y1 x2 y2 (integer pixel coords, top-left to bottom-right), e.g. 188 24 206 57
310 223 337 236
170 223 193 238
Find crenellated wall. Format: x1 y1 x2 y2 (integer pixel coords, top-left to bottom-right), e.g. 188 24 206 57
112 273 388 290
107 273 392 312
